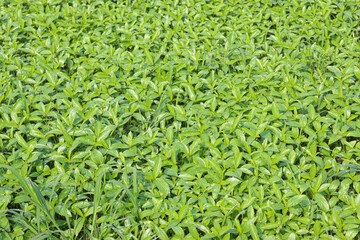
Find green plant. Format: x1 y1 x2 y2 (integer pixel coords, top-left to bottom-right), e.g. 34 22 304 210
1 0 360 239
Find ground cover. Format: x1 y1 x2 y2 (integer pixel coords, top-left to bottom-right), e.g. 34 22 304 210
1 0 360 239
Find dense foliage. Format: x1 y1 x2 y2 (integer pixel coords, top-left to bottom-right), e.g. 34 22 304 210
1 0 360 239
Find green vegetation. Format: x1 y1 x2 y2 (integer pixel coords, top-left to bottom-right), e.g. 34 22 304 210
1 0 360 239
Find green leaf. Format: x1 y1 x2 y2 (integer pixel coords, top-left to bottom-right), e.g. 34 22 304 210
15 132 28 148
74 218 85 237
92 171 106 236
153 157 162 179
97 125 115 141
314 193 329 212
261 222 279 230
287 195 308 208
249 221 260 240
154 178 170 196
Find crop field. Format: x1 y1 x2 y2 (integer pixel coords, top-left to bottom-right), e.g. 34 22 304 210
1 0 360 239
